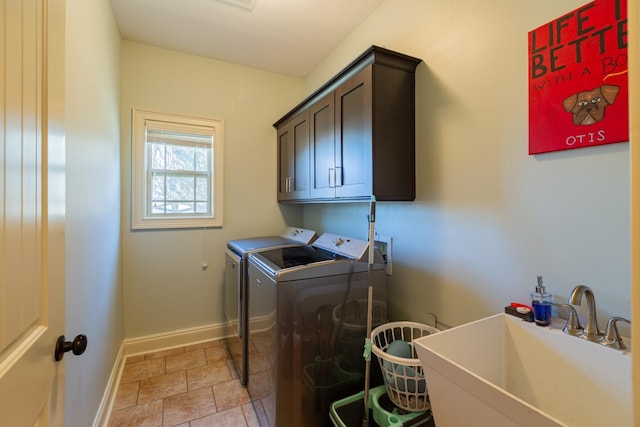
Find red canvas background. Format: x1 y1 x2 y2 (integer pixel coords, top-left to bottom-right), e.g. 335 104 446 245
528 0 628 154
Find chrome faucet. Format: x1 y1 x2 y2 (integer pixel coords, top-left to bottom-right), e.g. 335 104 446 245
601 317 631 350
568 285 602 341
552 303 583 336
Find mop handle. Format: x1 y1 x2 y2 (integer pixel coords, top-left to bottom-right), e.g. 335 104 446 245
363 195 376 426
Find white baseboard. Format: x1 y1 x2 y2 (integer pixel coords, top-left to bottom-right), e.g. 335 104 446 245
93 322 232 427
92 343 126 427
122 323 232 357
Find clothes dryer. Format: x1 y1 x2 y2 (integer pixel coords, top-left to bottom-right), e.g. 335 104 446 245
225 227 316 385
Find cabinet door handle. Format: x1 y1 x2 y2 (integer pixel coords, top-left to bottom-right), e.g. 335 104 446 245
335 167 342 187
256 278 262 286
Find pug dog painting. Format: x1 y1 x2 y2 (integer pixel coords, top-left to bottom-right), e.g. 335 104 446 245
562 85 620 126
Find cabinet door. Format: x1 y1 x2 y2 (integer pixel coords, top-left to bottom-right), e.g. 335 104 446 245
309 93 336 199
277 110 309 200
334 66 373 198
277 123 293 198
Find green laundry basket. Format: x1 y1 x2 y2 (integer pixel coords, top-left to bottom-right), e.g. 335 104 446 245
329 385 433 427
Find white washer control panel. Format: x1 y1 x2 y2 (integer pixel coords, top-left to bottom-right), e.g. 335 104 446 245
281 227 317 244
313 233 369 260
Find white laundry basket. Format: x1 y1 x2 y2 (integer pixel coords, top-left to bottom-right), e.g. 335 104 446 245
370 321 439 413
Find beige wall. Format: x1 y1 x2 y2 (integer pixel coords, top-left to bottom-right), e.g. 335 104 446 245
303 0 631 329
65 0 123 425
119 42 304 338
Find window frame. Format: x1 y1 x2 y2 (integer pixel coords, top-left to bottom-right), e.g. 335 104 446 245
132 108 224 229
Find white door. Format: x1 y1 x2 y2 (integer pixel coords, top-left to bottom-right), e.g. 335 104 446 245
0 0 66 425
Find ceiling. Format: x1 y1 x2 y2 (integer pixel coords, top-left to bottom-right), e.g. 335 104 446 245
109 0 384 77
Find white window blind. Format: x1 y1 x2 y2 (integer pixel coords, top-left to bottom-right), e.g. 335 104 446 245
132 109 224 229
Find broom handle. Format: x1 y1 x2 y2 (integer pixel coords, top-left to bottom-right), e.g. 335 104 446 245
363 196 376 426
362 284 374 425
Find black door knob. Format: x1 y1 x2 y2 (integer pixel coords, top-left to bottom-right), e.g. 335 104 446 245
54 334 88 361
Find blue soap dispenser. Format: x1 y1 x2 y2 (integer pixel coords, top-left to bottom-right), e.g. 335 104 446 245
531 276 552 326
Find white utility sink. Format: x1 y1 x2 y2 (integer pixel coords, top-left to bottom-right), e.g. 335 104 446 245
413 313 632 427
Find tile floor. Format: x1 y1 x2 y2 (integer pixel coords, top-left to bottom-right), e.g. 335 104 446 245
108 338 267 427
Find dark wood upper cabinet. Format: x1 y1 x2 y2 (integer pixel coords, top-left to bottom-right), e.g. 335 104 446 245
277 110 310 200
274 46 421 203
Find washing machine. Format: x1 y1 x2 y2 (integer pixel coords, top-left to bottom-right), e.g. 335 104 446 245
246 233 387 427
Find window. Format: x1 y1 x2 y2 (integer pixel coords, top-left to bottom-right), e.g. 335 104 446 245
132 109 224 229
